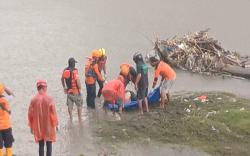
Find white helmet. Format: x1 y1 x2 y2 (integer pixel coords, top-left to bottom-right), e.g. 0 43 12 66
145 50 160 65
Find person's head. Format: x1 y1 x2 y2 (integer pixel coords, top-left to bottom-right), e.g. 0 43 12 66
149 53 160 67
0 83 5 95
91 49 102 61
68 57 77 68
36 80 47 92
120 64 130 77
133 52 144 64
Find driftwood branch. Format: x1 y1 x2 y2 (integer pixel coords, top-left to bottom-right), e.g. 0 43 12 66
154 29 250 79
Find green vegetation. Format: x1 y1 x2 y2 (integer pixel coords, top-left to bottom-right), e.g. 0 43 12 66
95 92 250 156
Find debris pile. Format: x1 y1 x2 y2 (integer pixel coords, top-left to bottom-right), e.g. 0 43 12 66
154 29 250 77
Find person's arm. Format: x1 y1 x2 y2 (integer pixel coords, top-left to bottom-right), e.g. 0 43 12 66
135 73 141 90
61 75 67 94
28 101 34 133
61 76 65 88
118 83 126 106
94 64 104 81
50 100 59 130
152 67 160 88
4 87 14 96
135 64 142 90
103 57 107 75
76 79 81 93
152 77 158 89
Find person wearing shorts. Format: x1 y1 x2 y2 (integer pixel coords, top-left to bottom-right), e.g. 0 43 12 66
133 52 149 115
160 79 175 95
61 57 83 122
66 93 83 112
151 59 176 109
0 83 14 156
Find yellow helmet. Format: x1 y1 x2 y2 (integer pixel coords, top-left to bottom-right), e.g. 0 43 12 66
99 48 106 56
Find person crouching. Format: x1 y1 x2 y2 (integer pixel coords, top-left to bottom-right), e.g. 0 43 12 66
28 80 58 156
102 76 125 114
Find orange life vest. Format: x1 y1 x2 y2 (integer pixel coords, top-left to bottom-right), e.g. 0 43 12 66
62 68 80 95
85 59 104 84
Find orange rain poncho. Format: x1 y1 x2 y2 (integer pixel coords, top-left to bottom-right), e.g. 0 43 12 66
28 91 58 142
102 79 125 104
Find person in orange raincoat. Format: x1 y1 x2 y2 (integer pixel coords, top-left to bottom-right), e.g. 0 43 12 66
28 80 58 156
149 54 176 109
0 83 14 156
102 76 125 113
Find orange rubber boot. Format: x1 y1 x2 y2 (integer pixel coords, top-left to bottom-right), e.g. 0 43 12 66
6 148 12 156
0 148 3 156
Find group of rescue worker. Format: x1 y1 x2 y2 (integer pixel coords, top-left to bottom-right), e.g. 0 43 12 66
61 48 176 118
0 48 176 156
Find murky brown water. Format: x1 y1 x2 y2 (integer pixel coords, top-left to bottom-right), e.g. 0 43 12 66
0 0 250 155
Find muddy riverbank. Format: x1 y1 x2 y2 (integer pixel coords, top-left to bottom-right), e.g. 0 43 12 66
96 92 250 156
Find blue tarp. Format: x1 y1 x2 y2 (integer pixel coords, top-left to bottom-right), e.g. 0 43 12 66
107 87 161 111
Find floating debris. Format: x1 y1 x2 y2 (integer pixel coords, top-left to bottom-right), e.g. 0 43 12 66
154 29 250 79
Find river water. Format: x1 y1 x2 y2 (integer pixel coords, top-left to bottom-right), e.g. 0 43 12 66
0 0 250 155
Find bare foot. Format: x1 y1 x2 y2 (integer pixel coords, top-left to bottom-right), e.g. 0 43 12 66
138 112 144 116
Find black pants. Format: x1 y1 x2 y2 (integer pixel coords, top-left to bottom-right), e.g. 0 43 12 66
0 128 14 148
86 83 96 108
97 80 104 98
39 140 52 156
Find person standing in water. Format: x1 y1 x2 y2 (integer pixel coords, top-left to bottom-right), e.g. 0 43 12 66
0 83 14 156
28 80 58 156
97 48 107 98
61 57 83 121
85 50 104 109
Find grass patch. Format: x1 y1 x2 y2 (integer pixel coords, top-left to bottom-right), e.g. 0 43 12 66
95 92 250 156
